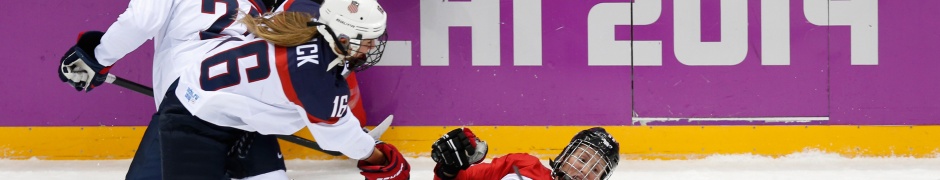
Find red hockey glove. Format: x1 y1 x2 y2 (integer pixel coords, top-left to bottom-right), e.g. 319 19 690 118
358 142 410 180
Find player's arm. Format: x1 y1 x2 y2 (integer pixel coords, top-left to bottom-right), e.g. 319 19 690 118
304 110 376 159
305 111 410 180
57 0 173 91
436 163 495 180
94 0 174 66
175 86 308 134
436 154 552 180
433 158 500 180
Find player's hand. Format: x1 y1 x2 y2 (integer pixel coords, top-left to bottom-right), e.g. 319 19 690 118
431 128 488 170
58 31 112 92
358 142 410 180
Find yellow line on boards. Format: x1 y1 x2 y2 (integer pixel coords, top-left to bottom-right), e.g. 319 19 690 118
2 126 939 160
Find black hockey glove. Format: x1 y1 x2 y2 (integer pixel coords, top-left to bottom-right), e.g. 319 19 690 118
431 127 488 178
58 31 112 92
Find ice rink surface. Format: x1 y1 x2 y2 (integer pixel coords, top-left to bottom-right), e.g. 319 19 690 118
2 152 940 180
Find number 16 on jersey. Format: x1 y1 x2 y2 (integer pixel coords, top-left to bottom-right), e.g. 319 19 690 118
331 95 349 118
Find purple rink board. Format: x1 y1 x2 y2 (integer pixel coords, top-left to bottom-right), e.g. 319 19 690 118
3 0 939 126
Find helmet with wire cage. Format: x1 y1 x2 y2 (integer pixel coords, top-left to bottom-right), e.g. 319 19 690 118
550 127 620 180
314 0 387 72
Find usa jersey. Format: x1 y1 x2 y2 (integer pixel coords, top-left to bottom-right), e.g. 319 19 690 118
92 0 319 106
171 35 376 159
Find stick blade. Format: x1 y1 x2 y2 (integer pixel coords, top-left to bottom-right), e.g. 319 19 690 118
368 115 393 140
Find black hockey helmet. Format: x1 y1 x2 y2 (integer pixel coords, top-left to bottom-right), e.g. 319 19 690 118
550 127 620 180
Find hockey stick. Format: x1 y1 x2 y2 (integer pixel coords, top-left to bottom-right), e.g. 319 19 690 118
368 115 393 140
104 74 343 156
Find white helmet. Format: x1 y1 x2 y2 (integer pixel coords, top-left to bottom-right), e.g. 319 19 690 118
315 0 388 72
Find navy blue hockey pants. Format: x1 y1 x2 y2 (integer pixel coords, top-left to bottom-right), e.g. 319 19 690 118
125 80 286 180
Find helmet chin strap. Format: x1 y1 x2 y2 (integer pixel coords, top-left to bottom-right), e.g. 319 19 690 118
308 21 350 72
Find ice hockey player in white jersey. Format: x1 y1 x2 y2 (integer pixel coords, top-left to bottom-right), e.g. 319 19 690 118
57 0 406 179
56 0 274 106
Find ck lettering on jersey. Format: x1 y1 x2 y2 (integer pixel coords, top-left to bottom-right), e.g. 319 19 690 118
296 39 320 67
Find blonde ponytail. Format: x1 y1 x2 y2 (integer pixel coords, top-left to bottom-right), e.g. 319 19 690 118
241 12 319 47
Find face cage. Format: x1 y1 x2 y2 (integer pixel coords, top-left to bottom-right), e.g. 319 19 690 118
347 32 387 72
551 140 614 180
306 22 387 72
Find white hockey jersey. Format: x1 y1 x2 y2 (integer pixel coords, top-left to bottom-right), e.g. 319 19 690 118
93 0 268 106
91 0 374 158
170 34 376 159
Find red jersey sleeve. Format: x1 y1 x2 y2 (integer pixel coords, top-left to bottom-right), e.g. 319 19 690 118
435 153 554 180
